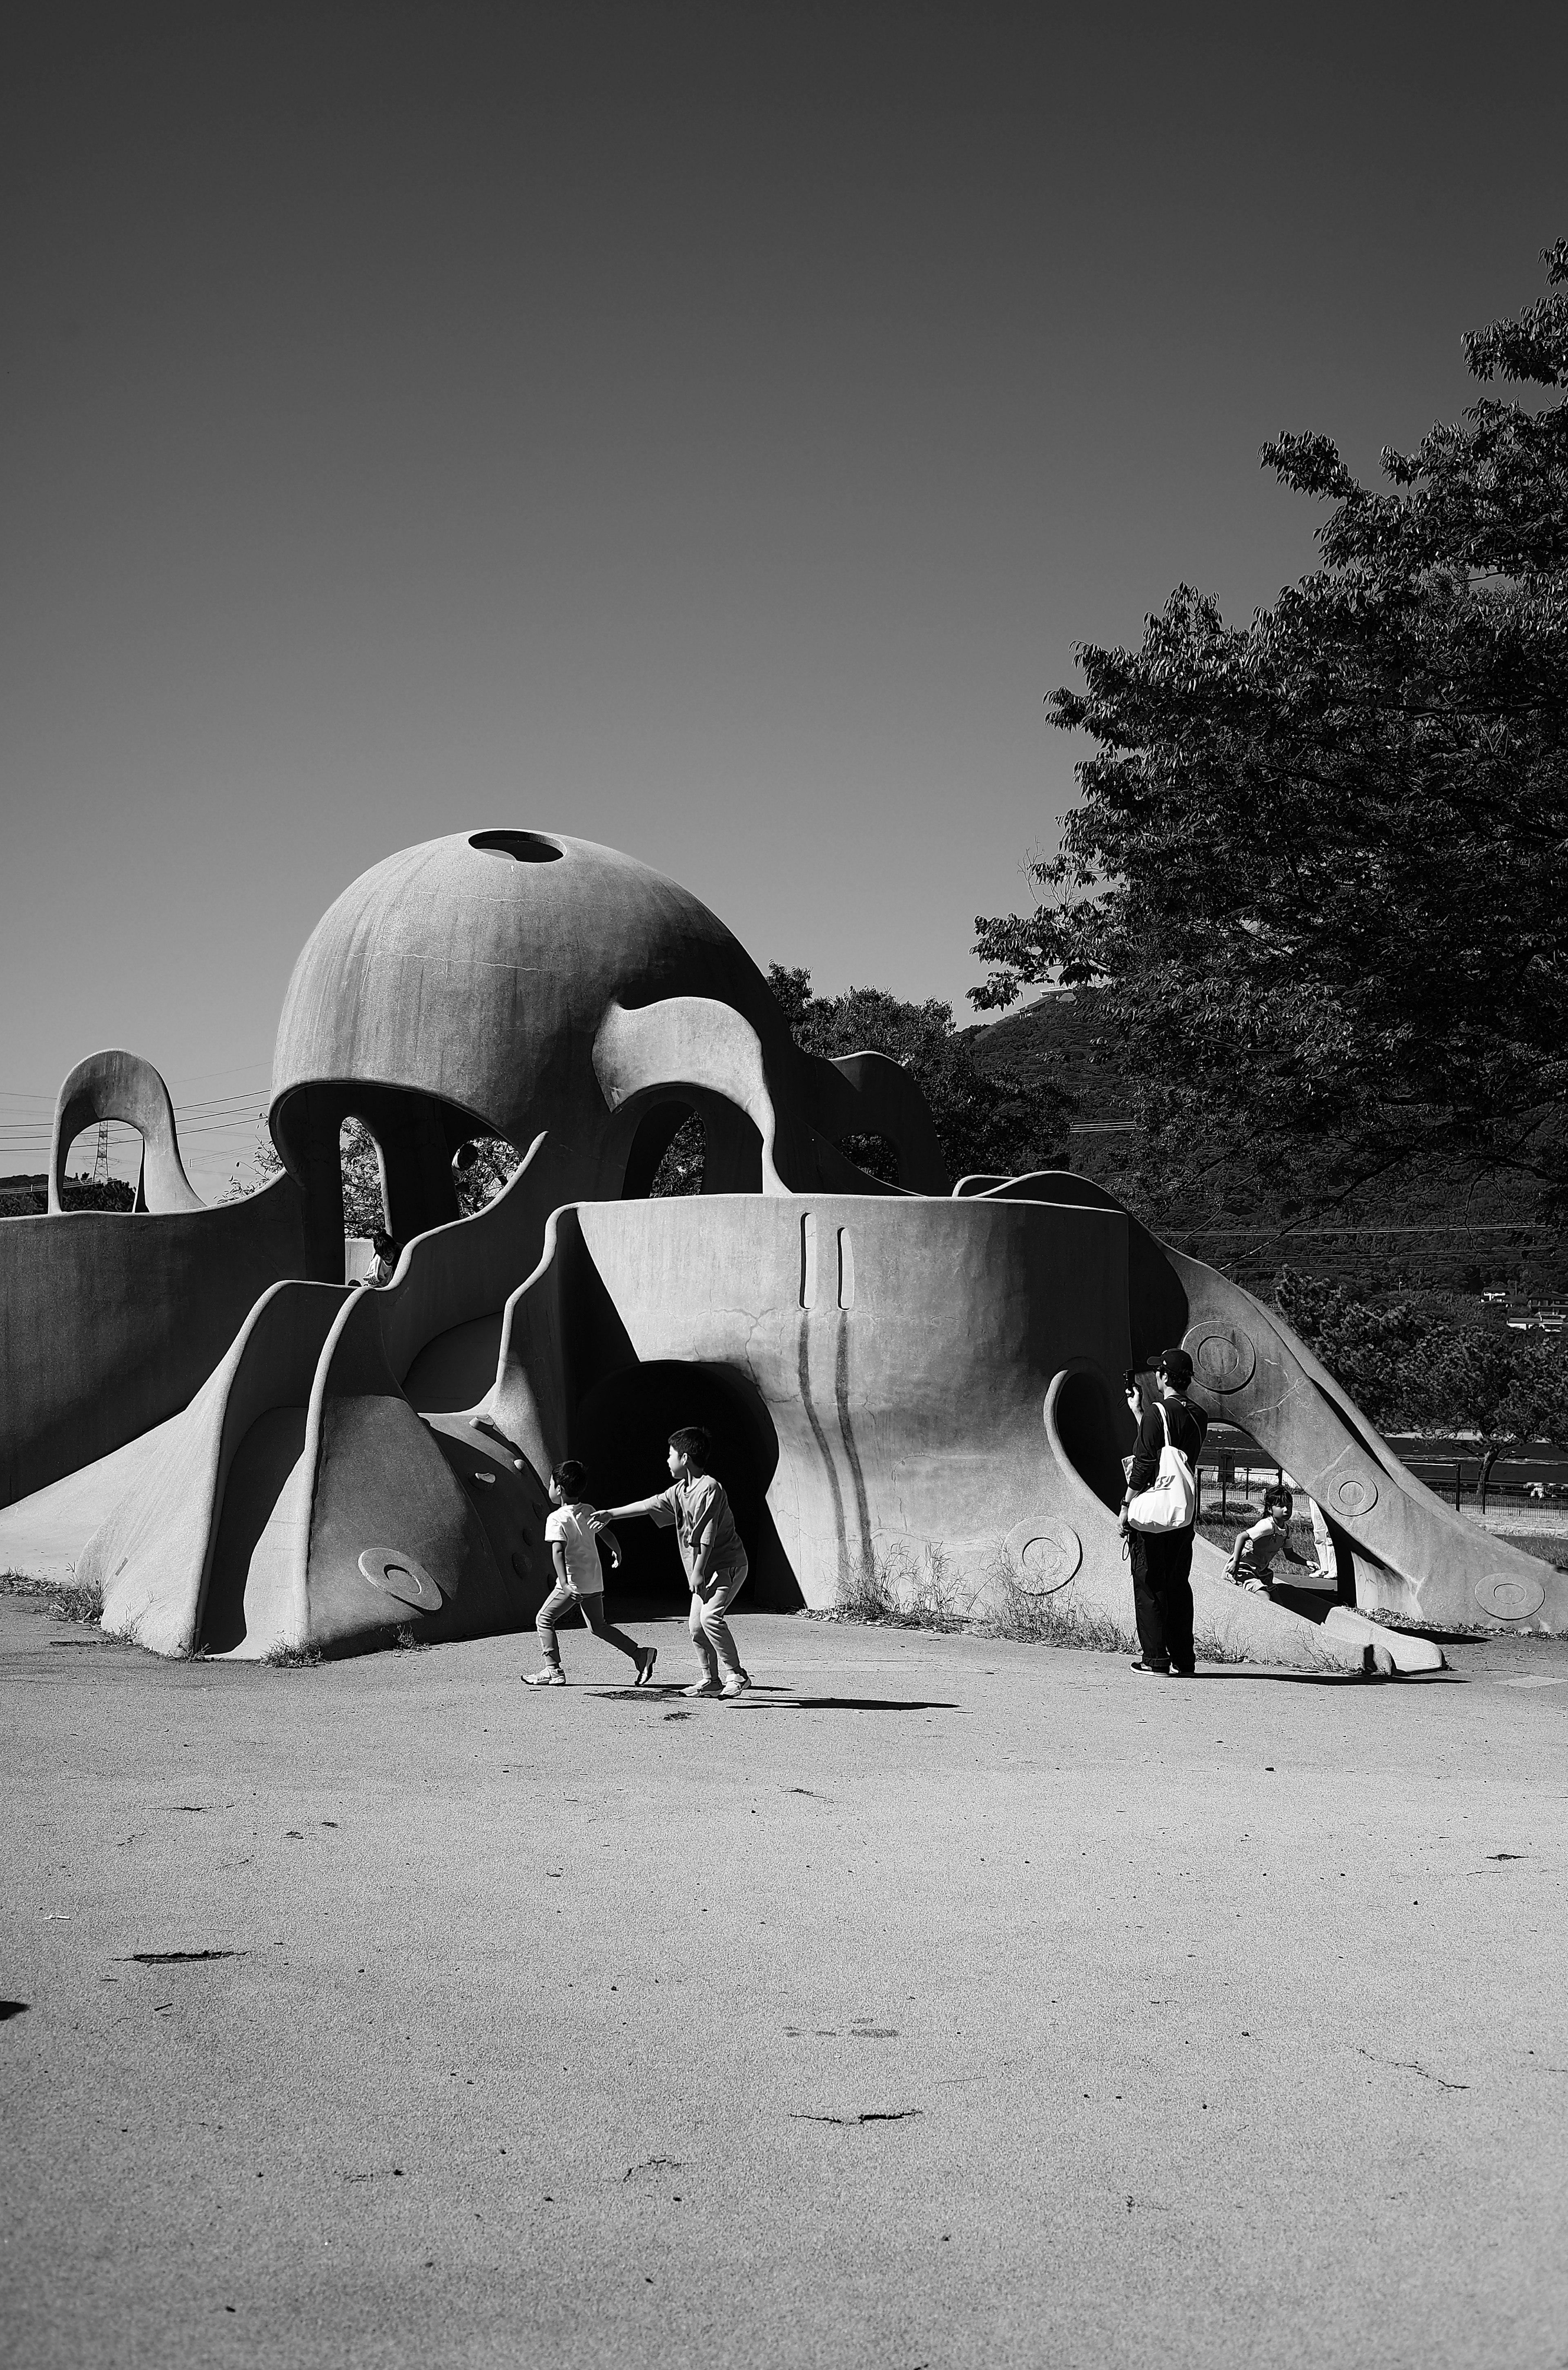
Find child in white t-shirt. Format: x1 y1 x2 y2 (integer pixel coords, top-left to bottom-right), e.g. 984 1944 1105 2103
592 1427 752 1699
523 1461 657 1689
1222 1484 1317 1593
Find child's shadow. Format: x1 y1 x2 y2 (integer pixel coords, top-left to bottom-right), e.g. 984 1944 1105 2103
588 1687 957 1712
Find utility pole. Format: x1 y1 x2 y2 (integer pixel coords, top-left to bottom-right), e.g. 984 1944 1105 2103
91 1121 110 1187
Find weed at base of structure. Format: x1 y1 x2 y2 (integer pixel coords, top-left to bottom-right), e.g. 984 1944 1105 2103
974 1573 1137 1656
832 1541 971 1633
1189 1626 1250 1667
392 1626 432 1653
264 1641 323 1668
0 1568 105 1628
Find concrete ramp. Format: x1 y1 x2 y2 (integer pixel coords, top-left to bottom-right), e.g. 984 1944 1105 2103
76 1135 577 1657
978 1174 1559 1642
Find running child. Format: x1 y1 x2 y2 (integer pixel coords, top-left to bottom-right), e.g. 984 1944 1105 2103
523 1461 658 1688
591 1428 752 1698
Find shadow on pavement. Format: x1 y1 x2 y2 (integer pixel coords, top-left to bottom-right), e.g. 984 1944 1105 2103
588 1688 958 1711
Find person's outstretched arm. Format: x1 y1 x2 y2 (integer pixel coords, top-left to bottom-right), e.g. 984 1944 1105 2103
588 1496 664 1530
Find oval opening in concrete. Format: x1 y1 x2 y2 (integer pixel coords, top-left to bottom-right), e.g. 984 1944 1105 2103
468 830 562 864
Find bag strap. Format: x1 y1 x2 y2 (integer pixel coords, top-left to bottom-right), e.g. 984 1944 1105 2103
1155 1397 1196 1469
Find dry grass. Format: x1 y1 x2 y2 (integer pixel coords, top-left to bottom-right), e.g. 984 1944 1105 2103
973 1570 1137 1655
0 1568 104 1628
827 1537 1255 1664
832 1540 972 1632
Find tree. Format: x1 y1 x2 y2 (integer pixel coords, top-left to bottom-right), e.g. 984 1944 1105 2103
222 1123 283 1203
974 242 1568 1224
224 1117 521 1232
766 964 1070 1185
453 1136 523 1218
1274 1265 1568 1512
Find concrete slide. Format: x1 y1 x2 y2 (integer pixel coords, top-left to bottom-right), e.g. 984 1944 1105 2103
9 1156 1552 1670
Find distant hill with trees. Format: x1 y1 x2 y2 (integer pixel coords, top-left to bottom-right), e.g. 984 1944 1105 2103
964 991 1567 1300
0 1173 136 1216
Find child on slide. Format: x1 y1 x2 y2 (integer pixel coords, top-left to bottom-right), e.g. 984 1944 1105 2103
591 1427 752 1699
523 1461 658 1688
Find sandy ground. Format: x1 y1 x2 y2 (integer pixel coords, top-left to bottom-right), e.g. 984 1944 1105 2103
3 1597 1566 2370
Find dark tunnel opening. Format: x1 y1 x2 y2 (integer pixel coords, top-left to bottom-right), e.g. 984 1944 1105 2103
1048 1363 1133 1513
571 1360 803 1615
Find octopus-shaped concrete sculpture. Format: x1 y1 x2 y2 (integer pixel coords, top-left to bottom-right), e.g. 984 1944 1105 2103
0 830 1555 1672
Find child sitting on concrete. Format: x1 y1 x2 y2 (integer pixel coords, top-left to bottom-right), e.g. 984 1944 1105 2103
1222 1484 1318 1593
523 1461 658 1688
591 1427 752 1698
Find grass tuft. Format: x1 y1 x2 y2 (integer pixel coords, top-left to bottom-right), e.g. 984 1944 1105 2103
263 1641 323 1668
833 1540 971 1632
0 1568 104 1627
973 1570 1137 1655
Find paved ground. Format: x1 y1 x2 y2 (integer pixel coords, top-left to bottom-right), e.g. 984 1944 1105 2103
3 1597 1567 2370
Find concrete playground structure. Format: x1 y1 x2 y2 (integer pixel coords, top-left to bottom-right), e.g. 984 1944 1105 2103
0 831 1557 1667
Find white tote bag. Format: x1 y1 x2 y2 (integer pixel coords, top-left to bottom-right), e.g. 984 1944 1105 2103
1126 1400 1197 1534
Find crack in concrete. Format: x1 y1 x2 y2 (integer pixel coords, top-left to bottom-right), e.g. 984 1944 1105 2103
1356 2047 1468 2090
789 2108 922 2126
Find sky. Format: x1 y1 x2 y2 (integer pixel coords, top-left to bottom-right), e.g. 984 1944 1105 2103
4 1 1566 1192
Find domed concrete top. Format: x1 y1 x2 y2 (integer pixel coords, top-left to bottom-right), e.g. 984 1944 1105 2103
270 830 791 1153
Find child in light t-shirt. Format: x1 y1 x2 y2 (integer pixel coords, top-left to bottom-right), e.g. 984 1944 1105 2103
591 1427 752 1698
1222 1484 1318 1593
523 1461 657 1689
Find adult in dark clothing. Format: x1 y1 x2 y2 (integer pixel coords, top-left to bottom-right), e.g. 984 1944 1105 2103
1119 1346 1209 1677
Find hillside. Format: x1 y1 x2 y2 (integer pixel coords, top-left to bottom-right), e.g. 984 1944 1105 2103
963 992 1565 1300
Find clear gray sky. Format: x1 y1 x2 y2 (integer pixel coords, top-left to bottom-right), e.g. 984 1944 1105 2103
4 2 1566 1190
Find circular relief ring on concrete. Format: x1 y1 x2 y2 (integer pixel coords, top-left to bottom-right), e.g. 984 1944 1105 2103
1474 1572 1547 1623
1182 1324 1256 1394
1328 1473 1379 1518
358 1548 444 1614
1004 1518 1082 1597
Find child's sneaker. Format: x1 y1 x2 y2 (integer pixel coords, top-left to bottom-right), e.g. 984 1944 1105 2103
719 1674 751 1698
522 1666 565 1687
634 1646 658 1688
682 1679 721 1697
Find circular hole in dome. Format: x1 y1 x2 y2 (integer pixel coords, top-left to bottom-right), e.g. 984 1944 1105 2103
468 830 563 864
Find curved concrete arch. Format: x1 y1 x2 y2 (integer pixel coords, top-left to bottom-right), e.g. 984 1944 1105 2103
795 1048 951 1195
49 1049 203 1215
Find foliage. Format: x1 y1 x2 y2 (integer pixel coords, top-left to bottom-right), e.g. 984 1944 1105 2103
337 1121 383 1235
767 963 1069 1185
223 1118 521 1232
60 1175 137 1213
1274 1263 1568 1501
648 1115 706 1198
974 241 1568 1220
2 1174 138 1215
222 1125 283 1203
453 1136 522 1218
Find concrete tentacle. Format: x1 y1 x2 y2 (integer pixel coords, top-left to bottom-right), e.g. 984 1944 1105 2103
975 1170 1561 1637
82 1280 347 1656
49 1049 204 1216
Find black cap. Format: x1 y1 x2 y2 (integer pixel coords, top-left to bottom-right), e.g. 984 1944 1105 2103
1157 1347 1194 1390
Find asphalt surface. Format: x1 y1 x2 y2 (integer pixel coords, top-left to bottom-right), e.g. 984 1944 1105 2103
3 1597 1567 2370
